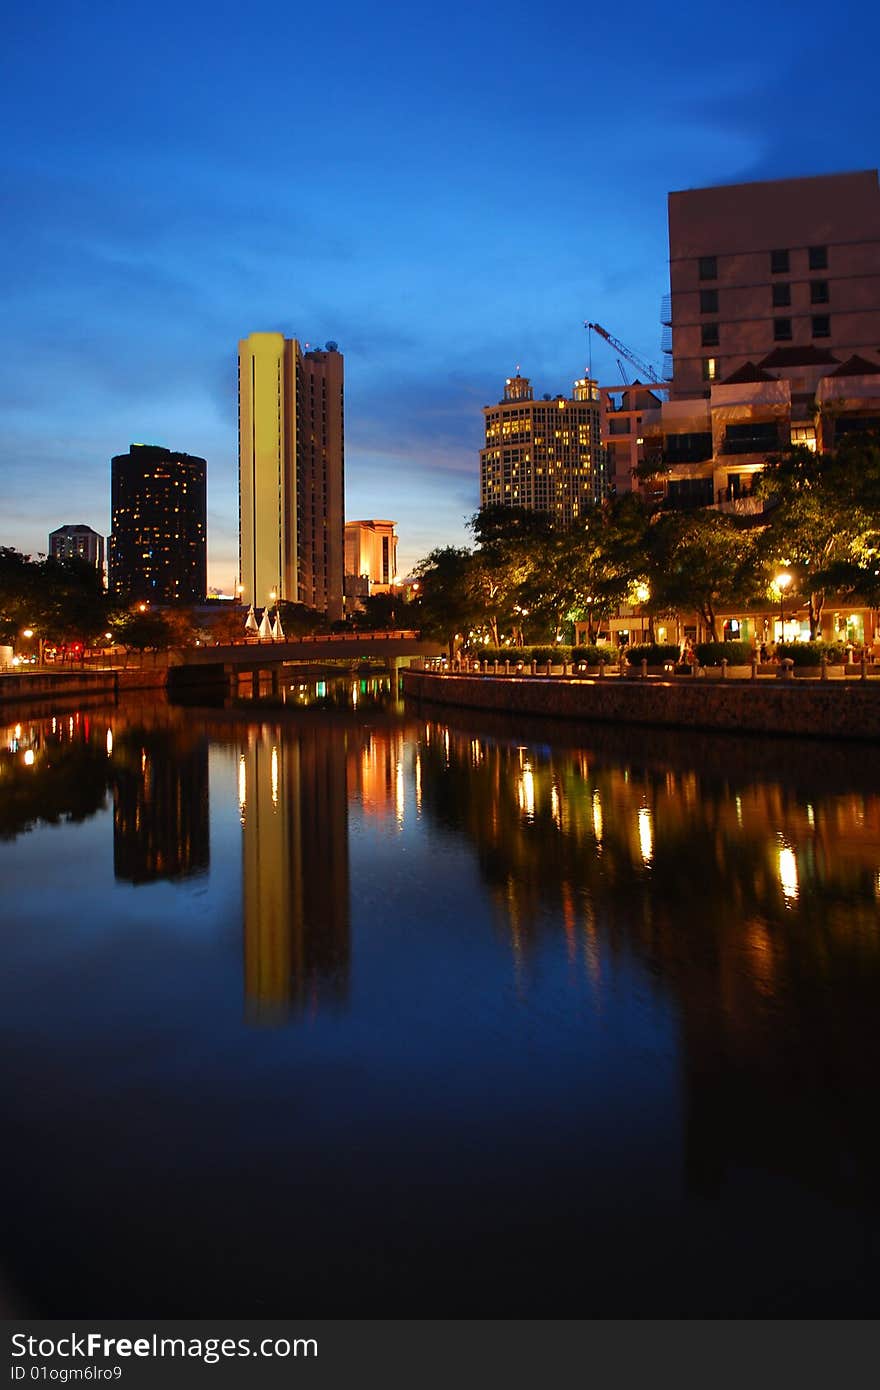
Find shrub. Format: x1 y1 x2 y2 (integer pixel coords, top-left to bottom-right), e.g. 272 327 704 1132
695 640 753 666
571 646 609 667
465 644 618 667
624 643 680 666
776 641 845 665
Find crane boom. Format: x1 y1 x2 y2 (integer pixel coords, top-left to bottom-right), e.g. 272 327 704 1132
586 321 665 384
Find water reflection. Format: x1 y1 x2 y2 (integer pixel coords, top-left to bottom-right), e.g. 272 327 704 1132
412 714 880 1203
4 691 880 1314
240 724 349 1022
112 727 210 884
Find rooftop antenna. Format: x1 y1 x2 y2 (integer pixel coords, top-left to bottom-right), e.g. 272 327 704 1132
585 322 593 377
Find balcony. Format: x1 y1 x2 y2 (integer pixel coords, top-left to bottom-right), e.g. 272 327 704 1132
720 423 785 456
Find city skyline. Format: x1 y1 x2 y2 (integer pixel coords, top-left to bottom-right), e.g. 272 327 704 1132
2 0 879 588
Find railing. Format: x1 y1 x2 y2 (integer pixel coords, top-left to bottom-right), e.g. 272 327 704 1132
242 629 420 645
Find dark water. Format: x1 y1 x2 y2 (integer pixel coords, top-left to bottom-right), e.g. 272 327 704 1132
1 680 879 1316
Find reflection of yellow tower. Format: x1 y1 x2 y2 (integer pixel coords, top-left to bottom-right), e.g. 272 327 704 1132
241 726 349 1023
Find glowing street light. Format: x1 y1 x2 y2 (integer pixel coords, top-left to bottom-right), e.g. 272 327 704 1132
776 570 792 640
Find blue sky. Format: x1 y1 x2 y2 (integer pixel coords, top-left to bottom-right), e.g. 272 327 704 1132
2 0 878 587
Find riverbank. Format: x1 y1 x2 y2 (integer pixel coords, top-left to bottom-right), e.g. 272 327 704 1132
401 669 880 740
0 668 167 705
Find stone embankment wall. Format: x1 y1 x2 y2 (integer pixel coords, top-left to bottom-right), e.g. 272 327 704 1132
401 670 880 741
0 668 169 706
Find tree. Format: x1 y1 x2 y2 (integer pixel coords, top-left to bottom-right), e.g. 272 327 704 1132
111 610 173 664
275 600 327 636
411 547 478 655
649 510 760 640
758 436 880 637
0 548 111 650
468 506 552 645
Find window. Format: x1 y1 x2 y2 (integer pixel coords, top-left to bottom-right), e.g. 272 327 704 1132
812 314 830 338
809 245 828 270
698 255 717 280
700 289 718 314
773 317 792 341
701 357 720 382
810 280 829 304
772 283 791 307
723 422 782 454
770 249 789 274
701 322 719 347
790 425 817 452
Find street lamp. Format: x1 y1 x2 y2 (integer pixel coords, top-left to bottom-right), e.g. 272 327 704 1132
776 570 792 641
635 583 650 642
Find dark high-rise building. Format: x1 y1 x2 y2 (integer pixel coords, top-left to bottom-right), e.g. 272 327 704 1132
109 443 207 602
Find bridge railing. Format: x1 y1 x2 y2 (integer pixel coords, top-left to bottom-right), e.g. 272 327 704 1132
243 629 420 645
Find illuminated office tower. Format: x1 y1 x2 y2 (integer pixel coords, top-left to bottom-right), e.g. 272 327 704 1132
238 333 344 620
480 372 604 521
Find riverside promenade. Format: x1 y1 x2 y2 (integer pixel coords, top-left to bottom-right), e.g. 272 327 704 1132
401 665 880 741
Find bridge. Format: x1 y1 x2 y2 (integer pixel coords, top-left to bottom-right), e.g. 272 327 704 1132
167 629 444 698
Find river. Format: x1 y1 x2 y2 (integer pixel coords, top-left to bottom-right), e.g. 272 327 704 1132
1 677 879 1315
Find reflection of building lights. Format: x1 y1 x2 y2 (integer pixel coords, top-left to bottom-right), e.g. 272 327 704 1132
14 725 22 740
735 795 743 827
517 763 535 820
778 844 799 901
271 746 279 807
23 749 35 766
638 806 653 864
414 753 422 814
551 783 560 827
592 789 603 843
806 804 815 828
351 682 358 707
395 759 405 826
106 728 113 756
238 755 247 821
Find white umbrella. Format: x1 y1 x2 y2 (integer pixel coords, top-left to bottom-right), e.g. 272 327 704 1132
245 604 258 634
258 610 272 641
272 612 285 641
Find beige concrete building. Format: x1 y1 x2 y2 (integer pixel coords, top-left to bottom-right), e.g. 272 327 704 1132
344 519 398 596
238 333 344 620
667 169 880 399
637 171 880 508
49 523 105 573
480 372 604 521
599 384 664 496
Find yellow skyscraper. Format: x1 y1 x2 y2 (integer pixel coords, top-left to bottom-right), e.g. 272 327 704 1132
238 332 344 619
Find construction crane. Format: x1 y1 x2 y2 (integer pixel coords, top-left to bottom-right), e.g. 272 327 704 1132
585 321 666 385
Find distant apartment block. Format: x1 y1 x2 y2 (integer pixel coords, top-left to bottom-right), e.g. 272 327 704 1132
636 170 880 507
344 520 398 600
49 523 104 572
480 372 604 522
238 334 344 621
109 444 207 602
